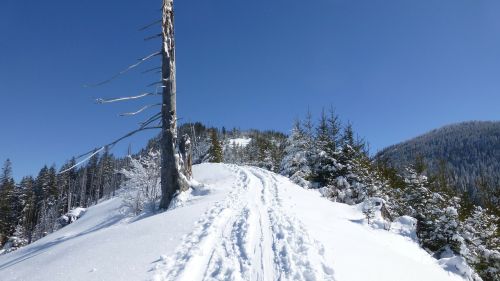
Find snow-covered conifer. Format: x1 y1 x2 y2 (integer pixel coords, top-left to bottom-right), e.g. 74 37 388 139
280 120 312 188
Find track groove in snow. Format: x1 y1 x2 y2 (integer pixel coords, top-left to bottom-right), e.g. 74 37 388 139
152 166 335 281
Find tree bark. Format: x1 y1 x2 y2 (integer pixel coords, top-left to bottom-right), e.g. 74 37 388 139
159 0 181 209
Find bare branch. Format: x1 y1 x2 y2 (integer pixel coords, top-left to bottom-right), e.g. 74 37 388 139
148 78 169 87
139 112 161 127
138 19 161 31
107 126 161 150
85 51 161 87
142 66 161 74
60 147 105 174
59 126 161 174
96 92 159 104
144 33 162 41
119 103 161 117
147 81 162 87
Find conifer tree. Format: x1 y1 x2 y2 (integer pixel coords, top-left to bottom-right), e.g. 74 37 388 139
18 176 36 243
462 206 500 281
0 159 16 245
208 130 223 163
327 107 341 152
311 109 339 187
280 120 312 187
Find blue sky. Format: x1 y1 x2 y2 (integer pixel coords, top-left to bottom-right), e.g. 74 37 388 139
1 0 500 180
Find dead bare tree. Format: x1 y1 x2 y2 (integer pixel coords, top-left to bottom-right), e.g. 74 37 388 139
159 0 184 209
61 0 191 211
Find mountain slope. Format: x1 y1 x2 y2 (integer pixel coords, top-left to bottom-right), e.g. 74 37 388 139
0 164 465 281
376 121 500 196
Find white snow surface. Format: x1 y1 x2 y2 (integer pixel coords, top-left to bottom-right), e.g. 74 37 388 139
0 164 465 281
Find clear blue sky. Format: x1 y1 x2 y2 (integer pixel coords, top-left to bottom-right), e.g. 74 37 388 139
1 0 500 180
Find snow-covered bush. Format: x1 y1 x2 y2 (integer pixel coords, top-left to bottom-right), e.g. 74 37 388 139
120 150 161 214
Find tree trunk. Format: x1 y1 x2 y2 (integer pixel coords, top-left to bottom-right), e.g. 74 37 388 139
159 0 181 209
179 135 193 180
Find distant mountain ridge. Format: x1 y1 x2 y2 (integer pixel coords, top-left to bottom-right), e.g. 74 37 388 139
375 121 500 203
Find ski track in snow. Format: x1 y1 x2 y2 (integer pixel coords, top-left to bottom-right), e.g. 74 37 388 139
152 165 335 281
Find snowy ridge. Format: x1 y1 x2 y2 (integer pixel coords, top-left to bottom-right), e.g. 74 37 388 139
0 164 466 281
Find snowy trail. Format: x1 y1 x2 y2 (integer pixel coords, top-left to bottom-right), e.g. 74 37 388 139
152 165 335 281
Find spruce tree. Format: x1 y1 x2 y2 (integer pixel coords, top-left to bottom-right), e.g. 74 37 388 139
0 159 16 245
208 130 223 163
18 176 36 243
311 109 339 187
280 120 312 187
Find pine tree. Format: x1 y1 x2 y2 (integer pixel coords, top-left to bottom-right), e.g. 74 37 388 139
57 159 77 214
208 130 223 163
462 206 500 281
327 107 341 152
280 120 312 188
86 155 99 206
18 176 36 243
0 159 16 245
433 206 462 254
310 109 339 187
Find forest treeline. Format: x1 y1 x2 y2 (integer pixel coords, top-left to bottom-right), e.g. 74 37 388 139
376 121 500 210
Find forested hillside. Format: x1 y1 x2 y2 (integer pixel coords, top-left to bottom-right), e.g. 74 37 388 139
376 121 500 209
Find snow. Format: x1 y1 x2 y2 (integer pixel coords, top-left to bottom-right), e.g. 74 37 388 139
228 138 252 147
390 215 418 242
57 207 87 227
67 207 87 218
0 164 466 281
437 250 477 280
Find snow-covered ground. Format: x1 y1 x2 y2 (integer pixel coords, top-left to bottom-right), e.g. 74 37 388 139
0 164 465 281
